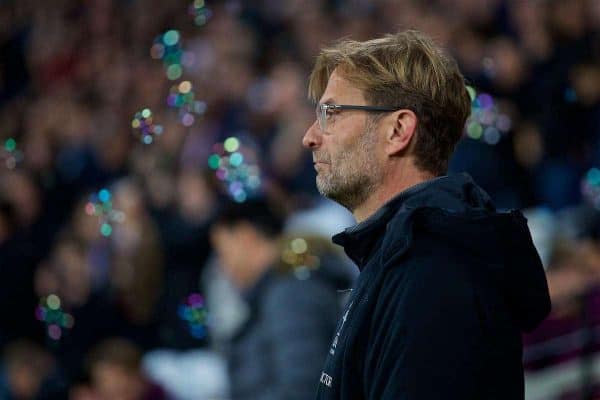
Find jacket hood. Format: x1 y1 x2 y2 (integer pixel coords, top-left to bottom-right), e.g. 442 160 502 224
334 173 551 333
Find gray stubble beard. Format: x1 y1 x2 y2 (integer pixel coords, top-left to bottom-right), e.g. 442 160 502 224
316 123 382 212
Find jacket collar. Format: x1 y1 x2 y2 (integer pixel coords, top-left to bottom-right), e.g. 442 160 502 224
332 176 446 269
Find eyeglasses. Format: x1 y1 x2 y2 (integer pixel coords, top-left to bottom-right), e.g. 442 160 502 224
316 103 402 131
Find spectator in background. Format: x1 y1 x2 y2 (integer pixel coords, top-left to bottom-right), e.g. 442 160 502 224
85 338 166 400
0 339 67 400
210 199 346 400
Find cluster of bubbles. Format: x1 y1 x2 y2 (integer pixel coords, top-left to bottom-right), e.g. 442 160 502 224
582 167 600 209
132 108 163 144
35 294 74 341
150 30 194 81
281 237 321 281
178 293 209 340
2 138 23 170
189 0 213 26
208 137 262 203
464 85 512 145
85 189 125 237
166 81 207 127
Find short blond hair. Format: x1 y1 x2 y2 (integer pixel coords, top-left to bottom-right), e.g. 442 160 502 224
308 30 471 175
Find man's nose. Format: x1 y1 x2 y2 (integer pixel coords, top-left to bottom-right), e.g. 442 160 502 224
302 120 322 149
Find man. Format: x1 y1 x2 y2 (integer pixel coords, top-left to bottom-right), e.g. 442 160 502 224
210 199 350 400
302 30 551 399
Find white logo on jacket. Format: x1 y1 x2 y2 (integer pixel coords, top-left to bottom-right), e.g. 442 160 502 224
329 301 353 356
320 372 333 387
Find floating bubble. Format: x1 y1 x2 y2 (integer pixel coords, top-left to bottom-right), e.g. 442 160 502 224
5 138 16 152
229 152 244 167
208 136 262 202
291 238 308 254
35 295 74 341
47 294 61 310
166 82 206 126
181 113 195 127
1 137 24 170
100 223 112 237
179 293 209 340
224 137 240 153
150 43 165 59
87 189 125 236
163 30 180 46
208 154 220 169
179 81 192 93
152 31 186 80
48 324 62 341
466 122 483 140
98 189 111 203
280 237 321 279
464 86 511 145
483 127 501 145
167 64 183 80
132 108 163 145
189 0 213 26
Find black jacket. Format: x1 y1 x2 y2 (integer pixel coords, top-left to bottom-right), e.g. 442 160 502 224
315 173 551 400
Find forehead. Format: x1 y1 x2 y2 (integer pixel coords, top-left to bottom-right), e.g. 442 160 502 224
320 68 366 104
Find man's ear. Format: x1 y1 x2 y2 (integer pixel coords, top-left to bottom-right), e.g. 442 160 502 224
384 109 418 156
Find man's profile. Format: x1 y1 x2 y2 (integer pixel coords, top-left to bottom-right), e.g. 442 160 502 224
303 30 551 400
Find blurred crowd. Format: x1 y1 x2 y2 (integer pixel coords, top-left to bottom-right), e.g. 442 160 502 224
0 0 599 399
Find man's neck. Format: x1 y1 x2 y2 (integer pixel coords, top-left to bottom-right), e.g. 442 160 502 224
353 166 434 223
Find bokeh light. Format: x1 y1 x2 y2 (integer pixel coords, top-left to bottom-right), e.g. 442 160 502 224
464 85 512 146
1 137 24 170
35 294 74 342
166 81 207 127
208 136 262 203
178 293 209 340
132 108 163 145
152 30 185 80
189 0 213 26
281 237 321 280
86 188 125 237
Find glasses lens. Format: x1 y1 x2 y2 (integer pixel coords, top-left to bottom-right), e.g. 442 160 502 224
317 104 326 131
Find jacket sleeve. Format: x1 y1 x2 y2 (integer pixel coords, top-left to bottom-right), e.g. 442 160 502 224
363 243 487 400
262 276 339 400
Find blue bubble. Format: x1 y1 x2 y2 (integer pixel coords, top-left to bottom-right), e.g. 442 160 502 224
98 189 111 203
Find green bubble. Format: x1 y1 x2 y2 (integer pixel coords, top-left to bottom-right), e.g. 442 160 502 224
164 52 180 65
4 138 16 152
47 294 61 310
163 30 180 46
466 122 483 139
208 154 221 169
229 152 244 167
100 223 113 237
183 92 194 103
166 64 183 80
223 137 240 153
141 108 152 118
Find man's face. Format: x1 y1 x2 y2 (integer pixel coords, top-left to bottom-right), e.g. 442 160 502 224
302 69 383 211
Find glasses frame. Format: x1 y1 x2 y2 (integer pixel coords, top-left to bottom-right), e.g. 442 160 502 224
316 103 402 131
